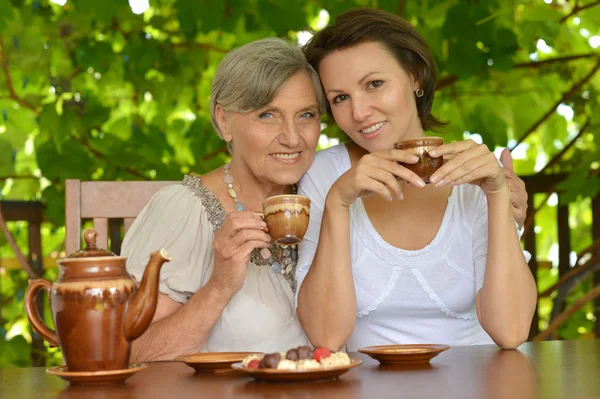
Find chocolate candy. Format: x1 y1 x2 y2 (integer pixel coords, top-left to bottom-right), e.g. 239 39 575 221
259 353 281 369
286 348 299 361
296 345 314 360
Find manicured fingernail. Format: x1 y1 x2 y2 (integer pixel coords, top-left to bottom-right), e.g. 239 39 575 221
398 192 404 200
416 180 426 188
430 175 438 183
429 150 437 156
387 196 393 201
261 221 267 228
435 179 445 187
411 155 419 162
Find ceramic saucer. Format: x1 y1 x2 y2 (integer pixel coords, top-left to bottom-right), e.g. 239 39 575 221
358 344 449 365
46 363 147 385
175 352 260 373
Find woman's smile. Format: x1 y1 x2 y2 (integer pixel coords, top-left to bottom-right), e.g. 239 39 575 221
359 121 387 139
270 151 302 165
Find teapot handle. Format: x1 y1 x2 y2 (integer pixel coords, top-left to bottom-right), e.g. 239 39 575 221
25 279 59 347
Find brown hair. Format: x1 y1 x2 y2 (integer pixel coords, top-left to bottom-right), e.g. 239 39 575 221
303 8 446 131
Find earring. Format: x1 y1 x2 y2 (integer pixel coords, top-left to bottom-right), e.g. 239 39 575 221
415 88 424 98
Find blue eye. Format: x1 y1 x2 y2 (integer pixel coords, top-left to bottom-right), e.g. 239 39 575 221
300 111 316 118
259 112 274 119
367 80 383 89
332 94 349 104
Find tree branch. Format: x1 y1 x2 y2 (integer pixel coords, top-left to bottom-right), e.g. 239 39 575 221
435 74 459 91
538 255 600 298
559 0 600 23
435 53 598 92
0 175 38 181
539 118 590 174
69 66 82 80
0 204 40 279
112 17 130 41
456 88 556 96
509 59 600 151
0 37 39 115
514 53 599 68
70 134 149 180
397 0 406 16
533 283 600 341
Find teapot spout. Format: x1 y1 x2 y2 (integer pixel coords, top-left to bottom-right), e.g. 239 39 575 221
125 249 170 341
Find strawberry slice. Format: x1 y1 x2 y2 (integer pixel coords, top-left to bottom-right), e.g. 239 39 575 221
313 347 331 362
247 359 261 369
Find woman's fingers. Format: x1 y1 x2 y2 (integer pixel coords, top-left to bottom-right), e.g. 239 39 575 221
428 139 478 158
429 142 489 185
363 154 426 187
237 241 271 258
222 212 267 236
373 149 420 164
366 166 405 200
433 155 489 186
214 212 270 257
229 228 271 248
433 153 497 187
359 178 397 201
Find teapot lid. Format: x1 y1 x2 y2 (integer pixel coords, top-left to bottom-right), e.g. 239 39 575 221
67 229 117 258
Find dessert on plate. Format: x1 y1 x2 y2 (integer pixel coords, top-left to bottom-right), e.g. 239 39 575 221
241 346 350 370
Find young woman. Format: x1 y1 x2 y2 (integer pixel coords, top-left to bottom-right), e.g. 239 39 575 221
295 8 536 350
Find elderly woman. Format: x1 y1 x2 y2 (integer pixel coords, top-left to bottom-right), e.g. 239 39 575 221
121 38 326 361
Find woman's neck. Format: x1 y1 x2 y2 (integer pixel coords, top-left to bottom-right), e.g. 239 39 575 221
227 160 290 211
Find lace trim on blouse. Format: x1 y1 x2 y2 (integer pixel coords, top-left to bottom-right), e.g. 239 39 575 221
181 174 297 291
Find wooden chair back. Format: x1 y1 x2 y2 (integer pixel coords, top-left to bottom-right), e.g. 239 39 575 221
65 180 176 255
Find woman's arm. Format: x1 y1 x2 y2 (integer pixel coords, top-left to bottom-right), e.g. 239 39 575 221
131 282 235 361
429 141 537 349
297 146 424 350
297 195 357 351
475 186 537 349
130 211 270 361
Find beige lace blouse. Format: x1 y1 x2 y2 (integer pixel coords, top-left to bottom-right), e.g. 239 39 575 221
121 175 309 353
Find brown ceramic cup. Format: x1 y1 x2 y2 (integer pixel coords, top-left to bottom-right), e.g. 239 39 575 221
262 195 311 245
394 137 444 184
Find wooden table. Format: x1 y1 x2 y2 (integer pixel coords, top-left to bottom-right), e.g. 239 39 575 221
2 339 599 399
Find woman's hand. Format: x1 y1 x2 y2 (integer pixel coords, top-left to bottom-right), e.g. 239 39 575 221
210 211 271 295
428 140 507 197
328 149 426 208
500 149 528 229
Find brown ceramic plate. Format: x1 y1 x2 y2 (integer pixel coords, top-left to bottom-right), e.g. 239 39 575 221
231 358 362 382
46 363 147 385
175 352 260 373
358 344 450 365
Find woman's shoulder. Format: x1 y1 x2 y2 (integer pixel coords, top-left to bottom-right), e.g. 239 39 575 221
305 143 351 178
315 142 350 162
452 184 488 226
136 174 226 231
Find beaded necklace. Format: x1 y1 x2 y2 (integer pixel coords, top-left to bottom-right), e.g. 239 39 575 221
223 163 298 277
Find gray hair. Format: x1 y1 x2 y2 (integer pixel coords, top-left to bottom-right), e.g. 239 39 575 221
210 38 327 152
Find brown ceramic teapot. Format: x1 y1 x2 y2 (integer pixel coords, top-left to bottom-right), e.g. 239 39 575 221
24 229 170 372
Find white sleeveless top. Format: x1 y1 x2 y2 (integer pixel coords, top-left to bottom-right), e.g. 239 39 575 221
295 144 530 350
122 175 309 353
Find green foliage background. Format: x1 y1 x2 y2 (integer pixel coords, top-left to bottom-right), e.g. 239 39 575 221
0 0 599 366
